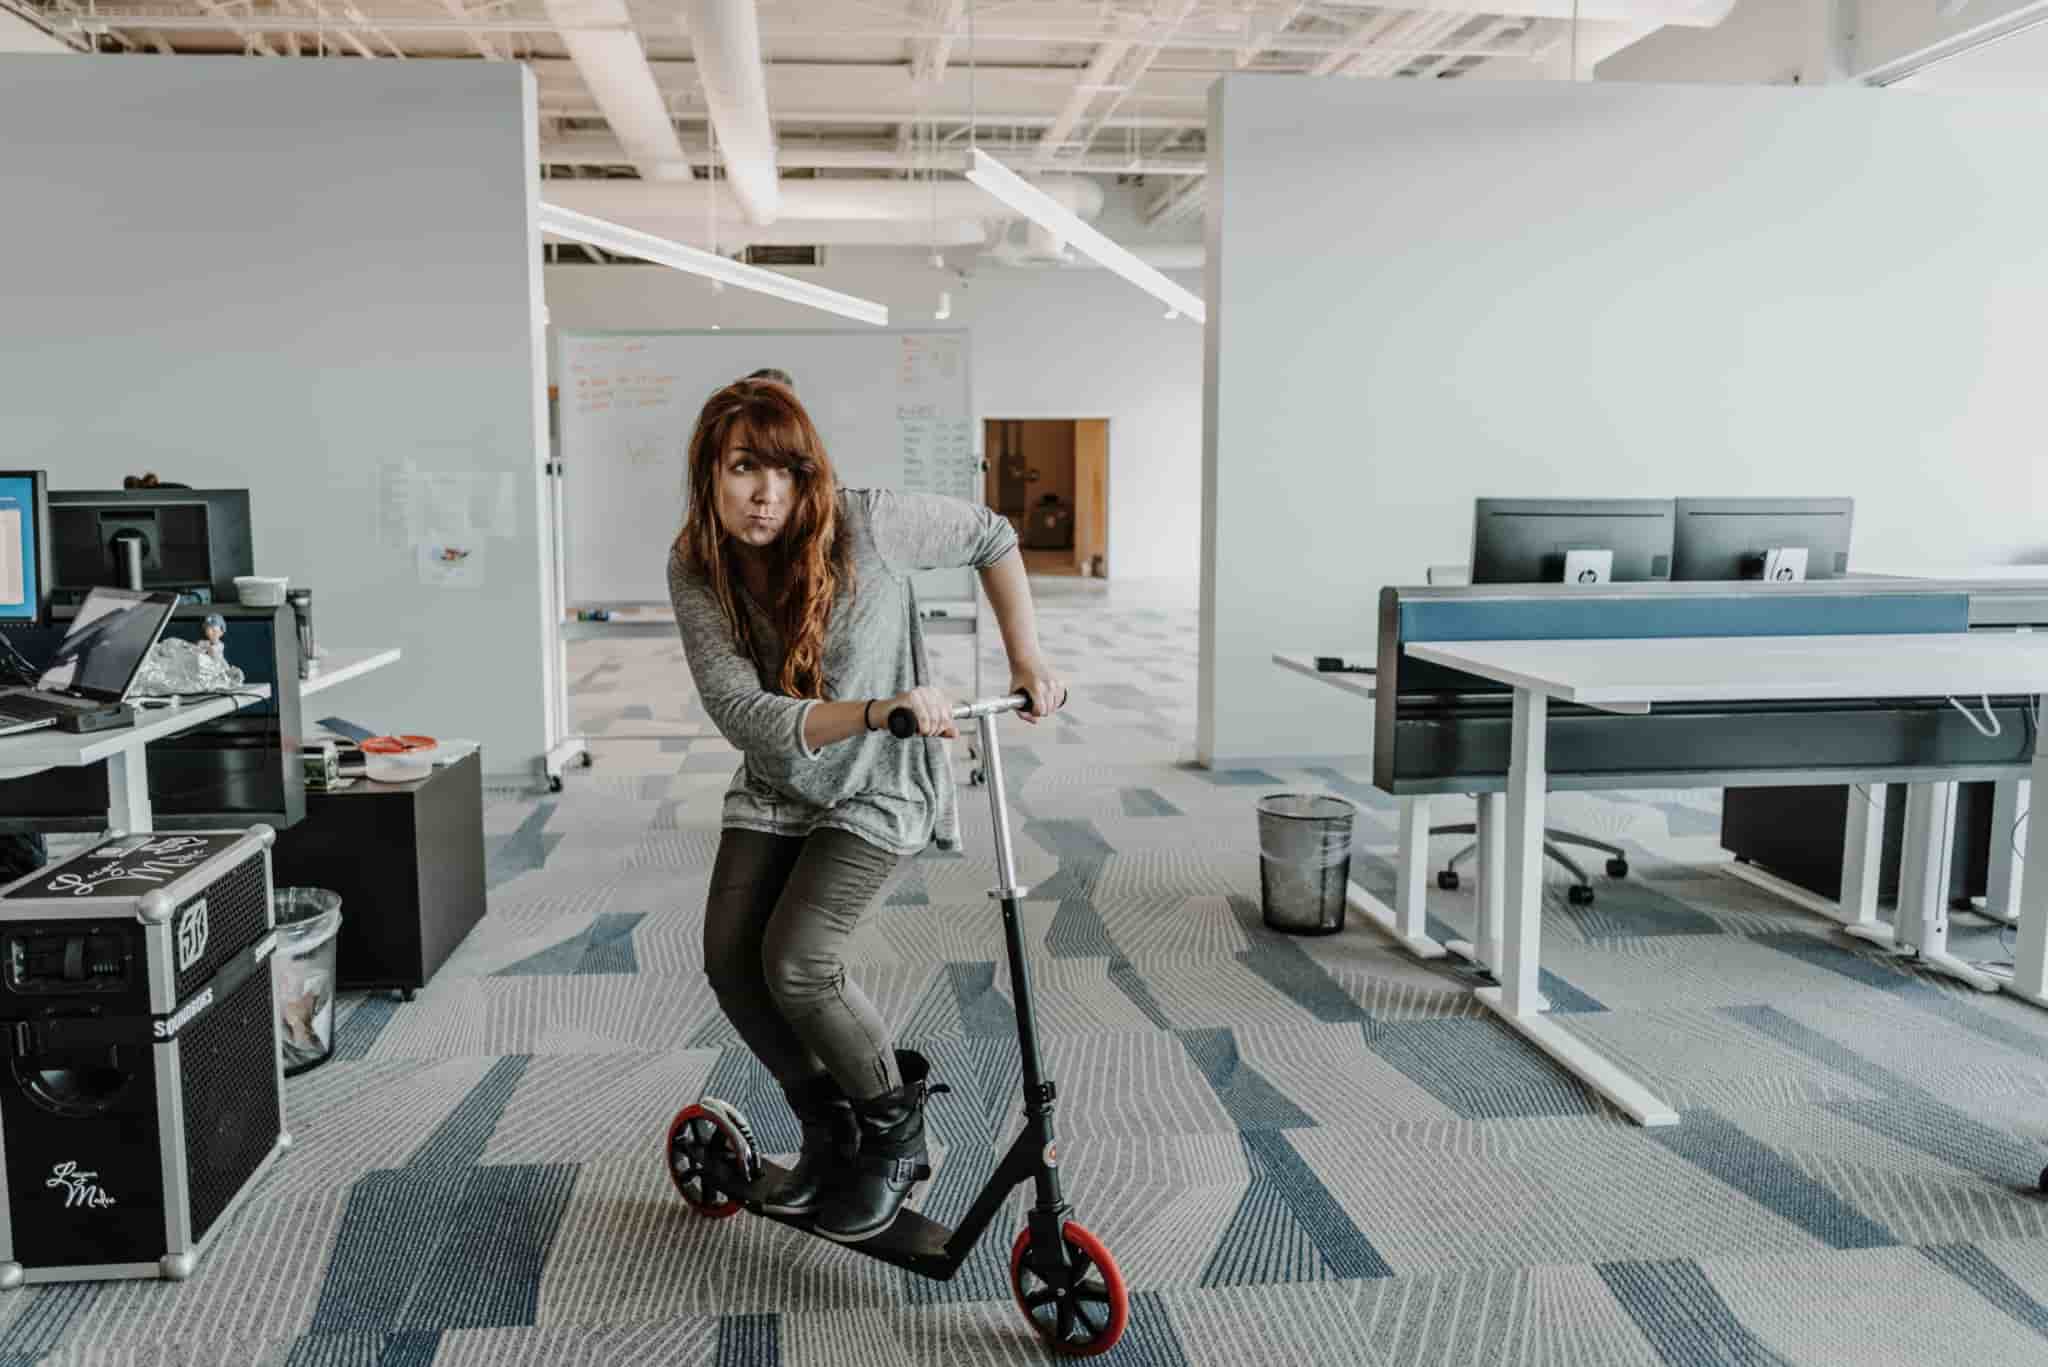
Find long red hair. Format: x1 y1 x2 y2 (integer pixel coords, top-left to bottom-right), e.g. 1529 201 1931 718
673 380 847 700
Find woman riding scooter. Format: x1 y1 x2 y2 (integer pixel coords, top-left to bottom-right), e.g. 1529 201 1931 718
668 378 1064 1243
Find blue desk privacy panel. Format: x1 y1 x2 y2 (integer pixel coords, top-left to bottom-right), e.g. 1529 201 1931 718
1396 591 1970 647
1373 586 2022 795
0 471 50 627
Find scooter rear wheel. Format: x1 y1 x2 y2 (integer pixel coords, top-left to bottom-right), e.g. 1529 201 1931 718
665 1102 750 1220
1009 1220 1128 1357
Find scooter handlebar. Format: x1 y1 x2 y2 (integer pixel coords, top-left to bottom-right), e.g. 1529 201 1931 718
886 690 1047 739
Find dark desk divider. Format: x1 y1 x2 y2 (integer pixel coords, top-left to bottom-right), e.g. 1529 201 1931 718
1373 584 2030 796
0 604 305 833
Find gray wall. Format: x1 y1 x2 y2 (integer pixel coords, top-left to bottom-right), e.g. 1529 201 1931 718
0 57 553 779
1201 74 2048 765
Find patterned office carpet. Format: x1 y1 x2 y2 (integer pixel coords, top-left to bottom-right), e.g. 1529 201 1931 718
15 579 2048 1365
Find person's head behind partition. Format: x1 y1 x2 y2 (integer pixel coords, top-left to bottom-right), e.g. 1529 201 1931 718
744 367 795 391
675 378 842 700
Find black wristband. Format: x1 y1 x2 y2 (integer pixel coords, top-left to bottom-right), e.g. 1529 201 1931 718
864 699 877 733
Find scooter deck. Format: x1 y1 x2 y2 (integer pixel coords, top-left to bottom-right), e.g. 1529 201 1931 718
705 1153 960 1276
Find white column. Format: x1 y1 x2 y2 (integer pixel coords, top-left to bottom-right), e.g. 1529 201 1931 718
104 746 153 834
1499 688 1548 1016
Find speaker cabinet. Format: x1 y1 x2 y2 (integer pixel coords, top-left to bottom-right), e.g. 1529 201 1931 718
0 829 289 1285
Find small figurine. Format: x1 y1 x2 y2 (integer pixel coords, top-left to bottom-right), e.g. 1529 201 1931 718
201 613 227 661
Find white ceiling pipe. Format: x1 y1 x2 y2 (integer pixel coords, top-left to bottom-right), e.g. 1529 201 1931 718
547 219 990 248
2 3 73 50
679 0 780 225
543 175 1104 226
540 135 1206 176
1311 0 1736 24
541 0 692 182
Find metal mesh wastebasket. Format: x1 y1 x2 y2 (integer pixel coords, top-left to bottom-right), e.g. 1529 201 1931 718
1256 794 1355 935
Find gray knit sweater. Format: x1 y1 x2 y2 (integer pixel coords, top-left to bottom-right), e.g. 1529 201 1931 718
668 488 1019 856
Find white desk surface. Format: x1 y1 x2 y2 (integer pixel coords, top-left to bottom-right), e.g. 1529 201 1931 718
0 646 400 779
0 692 256 778
303 647 401 698
1273 652 1377 700
1406 633 2048 709
1859 566 2048 583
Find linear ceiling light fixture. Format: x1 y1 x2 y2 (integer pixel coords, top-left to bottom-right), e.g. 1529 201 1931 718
963 148 1205 324
536 202 889 326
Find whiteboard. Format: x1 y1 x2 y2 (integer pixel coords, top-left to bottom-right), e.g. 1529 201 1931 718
557 328 978 605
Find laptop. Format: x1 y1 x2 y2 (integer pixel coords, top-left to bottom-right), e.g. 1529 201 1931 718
0 587 178 737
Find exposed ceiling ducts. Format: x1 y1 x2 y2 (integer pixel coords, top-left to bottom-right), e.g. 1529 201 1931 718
540 0 692 183
679 0 780 225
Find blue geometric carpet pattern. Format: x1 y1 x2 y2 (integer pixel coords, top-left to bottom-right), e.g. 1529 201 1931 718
26 582 2048 1364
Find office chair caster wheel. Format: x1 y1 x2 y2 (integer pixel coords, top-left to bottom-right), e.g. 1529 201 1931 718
1437 870 1461 892
665 1101 756 1220
1010 1221 1128 1357
1606 858 1629 879
548 775 564 794
1567 884 1595 906
579 752 594 768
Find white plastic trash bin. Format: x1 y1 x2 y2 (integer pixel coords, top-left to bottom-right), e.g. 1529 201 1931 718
272 887 343 1075
1255 794 1355 935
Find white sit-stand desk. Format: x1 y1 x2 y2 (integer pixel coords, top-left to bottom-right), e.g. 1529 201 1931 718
1841 568 2048 930
1274 652 1535 994
0 647 400 833
1403 631 2048 1128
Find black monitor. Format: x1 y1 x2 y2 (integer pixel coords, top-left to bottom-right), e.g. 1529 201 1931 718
0 471 51 627
1671 498 1854 582
1470 499 1675 585
48 488 254 606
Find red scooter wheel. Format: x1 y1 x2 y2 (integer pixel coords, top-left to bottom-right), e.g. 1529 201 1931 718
1009 1220 1128 1357
665 1102 748 1219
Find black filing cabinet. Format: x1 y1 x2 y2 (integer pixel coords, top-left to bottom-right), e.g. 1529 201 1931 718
270 751 486 998
1721 781 1997 905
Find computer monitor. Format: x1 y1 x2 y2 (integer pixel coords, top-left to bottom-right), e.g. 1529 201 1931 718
1470 499 1675 585
0 471 51 627
48 488 253 606
1671 498 1854 582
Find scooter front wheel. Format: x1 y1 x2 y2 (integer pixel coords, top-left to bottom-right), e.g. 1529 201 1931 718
665 1101 755 1220
1009 1220 1128 1357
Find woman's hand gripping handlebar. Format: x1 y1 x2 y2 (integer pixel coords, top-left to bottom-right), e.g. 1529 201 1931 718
886 689 1064 739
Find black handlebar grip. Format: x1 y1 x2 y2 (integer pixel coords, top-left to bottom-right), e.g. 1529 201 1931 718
887 707 918 739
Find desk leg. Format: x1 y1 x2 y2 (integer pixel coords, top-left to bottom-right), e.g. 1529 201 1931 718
1883 783 1999 992
1474 688 1677 1128
1447 793 1511 982
1839 783 1889 935
2002 726 2048 1009
1344 797 1447 960
1983 778 2027 926
105 748 153 834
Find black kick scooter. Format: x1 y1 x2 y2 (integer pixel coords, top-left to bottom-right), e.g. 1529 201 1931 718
664 690 1128 1357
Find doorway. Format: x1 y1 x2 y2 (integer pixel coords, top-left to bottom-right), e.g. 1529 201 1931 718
984 418 1109 578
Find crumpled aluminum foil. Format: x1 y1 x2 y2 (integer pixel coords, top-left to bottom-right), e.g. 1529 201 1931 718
132 639 246 696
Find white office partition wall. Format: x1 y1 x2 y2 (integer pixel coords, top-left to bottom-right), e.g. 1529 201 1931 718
1201 76 2048 766
0 58 552 781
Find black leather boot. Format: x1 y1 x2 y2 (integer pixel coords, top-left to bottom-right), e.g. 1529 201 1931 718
814 1050 945 1243
761 1072 857 1218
